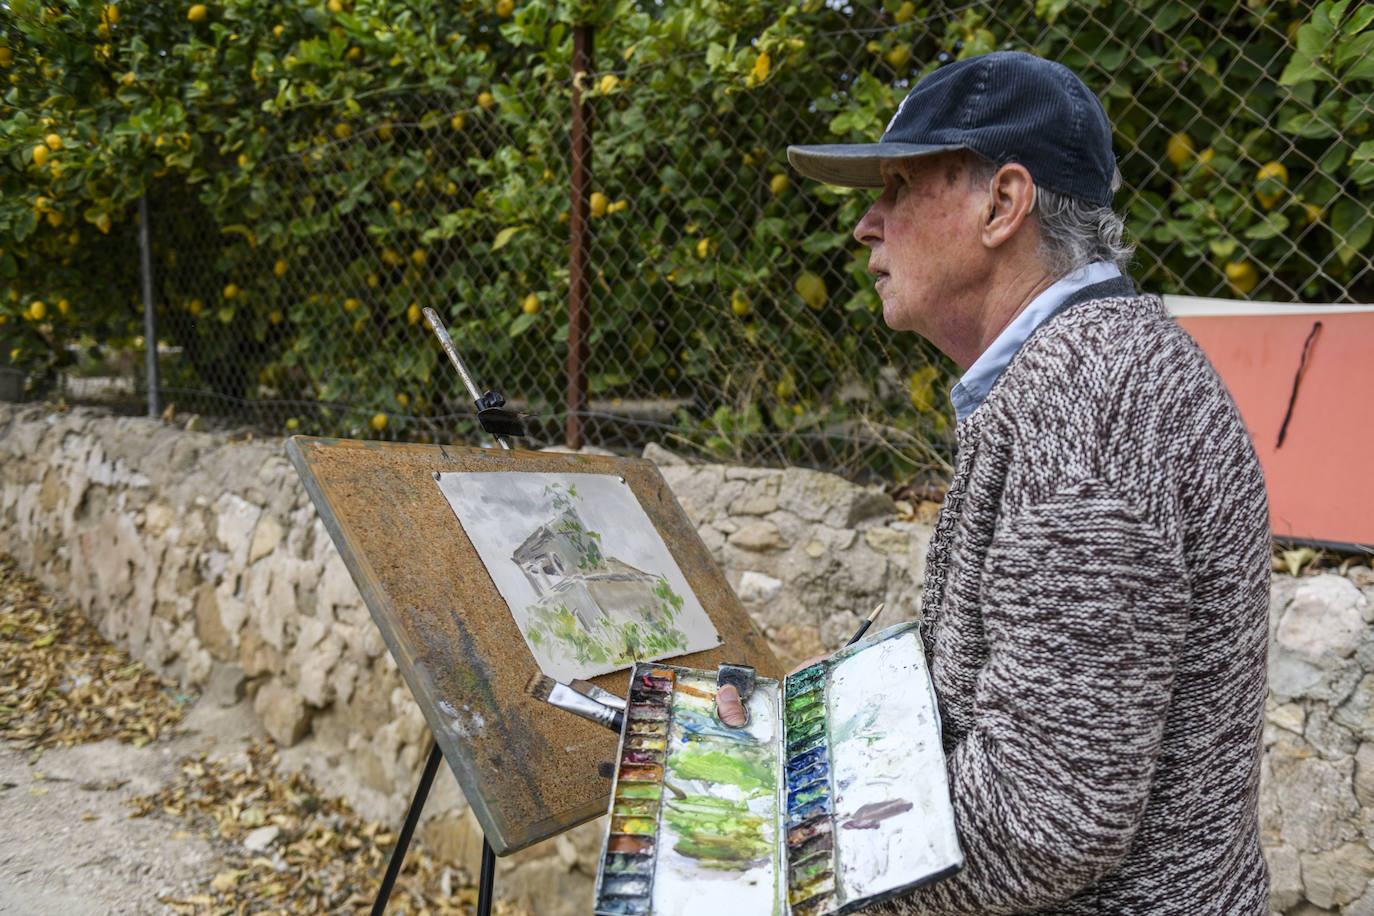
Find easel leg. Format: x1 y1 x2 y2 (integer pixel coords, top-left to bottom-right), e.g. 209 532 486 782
477 837 496 916
370 742 499 916
371 742 442 916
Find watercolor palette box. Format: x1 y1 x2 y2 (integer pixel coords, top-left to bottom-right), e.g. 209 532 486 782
593 622 962 916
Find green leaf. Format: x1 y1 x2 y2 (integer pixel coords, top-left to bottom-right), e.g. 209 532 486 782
1336 32 1374 81
1330 199 1374 265
491 224 529 251
1243 213 1290 240
1208 238 1239 260
508 311 535 336
1349 140 1374 185
1279 108 1339 139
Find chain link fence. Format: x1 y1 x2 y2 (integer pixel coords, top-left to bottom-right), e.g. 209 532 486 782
11 0 1373 483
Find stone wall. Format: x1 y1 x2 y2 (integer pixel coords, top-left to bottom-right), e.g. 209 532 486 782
2 404 1373 914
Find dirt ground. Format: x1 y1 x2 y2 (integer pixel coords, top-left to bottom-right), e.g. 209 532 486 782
0 700 261 915
0 557 522 916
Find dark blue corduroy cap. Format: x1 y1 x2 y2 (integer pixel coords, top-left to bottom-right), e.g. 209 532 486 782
787 51 1117 205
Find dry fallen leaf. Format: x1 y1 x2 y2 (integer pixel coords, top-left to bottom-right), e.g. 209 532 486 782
1 555 536 916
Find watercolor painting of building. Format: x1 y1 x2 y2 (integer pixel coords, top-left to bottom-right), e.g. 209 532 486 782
435 471 721 681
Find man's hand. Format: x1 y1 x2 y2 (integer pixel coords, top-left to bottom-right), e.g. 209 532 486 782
715 653 836 727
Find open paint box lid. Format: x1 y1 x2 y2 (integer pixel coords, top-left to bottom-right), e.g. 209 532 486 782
593 622 963 915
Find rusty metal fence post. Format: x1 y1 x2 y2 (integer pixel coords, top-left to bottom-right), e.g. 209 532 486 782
566 25 594 451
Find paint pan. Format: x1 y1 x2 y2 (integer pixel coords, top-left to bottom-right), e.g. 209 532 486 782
594 625 964 915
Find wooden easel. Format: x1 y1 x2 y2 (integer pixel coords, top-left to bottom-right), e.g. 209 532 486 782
285 315 780 914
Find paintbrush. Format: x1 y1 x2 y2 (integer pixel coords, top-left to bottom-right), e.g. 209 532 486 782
845 603 885 646
570 678 627 710
526 673 625 733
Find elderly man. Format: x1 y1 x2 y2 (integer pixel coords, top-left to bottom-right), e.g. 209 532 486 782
720 52 1271 913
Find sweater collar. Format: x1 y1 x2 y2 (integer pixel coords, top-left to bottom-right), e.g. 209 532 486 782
950 263 1133 422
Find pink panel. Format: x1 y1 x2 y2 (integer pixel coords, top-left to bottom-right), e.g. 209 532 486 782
1175 312 1374 549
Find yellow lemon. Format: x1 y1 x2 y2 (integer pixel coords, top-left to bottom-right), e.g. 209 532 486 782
188 298 203 315
590 191 609 217
273 24 285 38
333 122 352 140
327 0 344 10
29 300 46 321
407 302 422 324
396 393 409 406
477 91 495 111
1301 202 1323 225
187 4 207 23
223 283 238 299
730 290 751 316
885 45 911 69
273 259 287 277
599 73 619 94
57 298 69 316
0 48 13 68
237 153 249 168
752 52 771 82
794 270 827 310
522 293 540 315
370 412 388 431
31 144 49 168
285 417 299 430
696 237 712 259
893 1 915 23
450 112 466 131
496 0 513 16
46 211 63 228
1254 160 1287 210
1224 260 1258 295
410 248 426 267
1165 132 1194 168
44 133 62 150
769 173 790 195
344 297 361 312
608 199 629 213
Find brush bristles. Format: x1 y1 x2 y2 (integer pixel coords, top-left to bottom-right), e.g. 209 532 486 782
525 672 558 702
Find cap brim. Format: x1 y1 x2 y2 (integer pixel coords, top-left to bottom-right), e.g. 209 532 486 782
786 143 966 187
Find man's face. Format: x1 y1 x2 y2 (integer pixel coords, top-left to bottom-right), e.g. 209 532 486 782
852 153 989 351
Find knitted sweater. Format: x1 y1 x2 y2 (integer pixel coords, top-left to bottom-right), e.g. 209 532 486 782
870 285 1271 915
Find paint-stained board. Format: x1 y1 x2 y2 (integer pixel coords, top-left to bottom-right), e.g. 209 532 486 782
285 436 781 854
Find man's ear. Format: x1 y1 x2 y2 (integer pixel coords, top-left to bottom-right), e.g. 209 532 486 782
981 163 1035 249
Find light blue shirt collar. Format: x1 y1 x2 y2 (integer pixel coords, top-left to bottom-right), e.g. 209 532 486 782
950 261 1121 422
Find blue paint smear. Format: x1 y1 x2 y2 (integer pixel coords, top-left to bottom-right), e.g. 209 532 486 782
786 746 828 780
785 763 824 796
673 707 765 744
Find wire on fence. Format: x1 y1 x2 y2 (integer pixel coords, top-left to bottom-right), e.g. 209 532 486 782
2 1 1371 483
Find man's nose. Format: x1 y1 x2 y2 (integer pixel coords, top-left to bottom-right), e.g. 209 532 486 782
853 204 882 246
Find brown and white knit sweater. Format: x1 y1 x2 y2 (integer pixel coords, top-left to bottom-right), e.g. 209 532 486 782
872 289 1271 915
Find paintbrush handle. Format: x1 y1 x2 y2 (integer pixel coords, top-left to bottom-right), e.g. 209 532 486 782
845 621 873 646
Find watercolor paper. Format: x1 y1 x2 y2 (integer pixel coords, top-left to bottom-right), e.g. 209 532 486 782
436 471 721 682
593 623 962 916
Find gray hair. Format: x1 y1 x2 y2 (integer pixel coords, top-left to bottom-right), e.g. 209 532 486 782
967 155 1135 277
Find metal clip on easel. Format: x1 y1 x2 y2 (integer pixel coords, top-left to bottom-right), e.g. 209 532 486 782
370 307 526 916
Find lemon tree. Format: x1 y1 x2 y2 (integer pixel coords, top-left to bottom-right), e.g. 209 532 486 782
2 0 1371 470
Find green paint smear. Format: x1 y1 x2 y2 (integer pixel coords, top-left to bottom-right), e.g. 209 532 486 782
831 705 880 745
668 747 775 794
664 795 772 869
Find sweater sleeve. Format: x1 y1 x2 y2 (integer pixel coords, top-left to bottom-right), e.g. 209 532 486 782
870 478 1190 915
